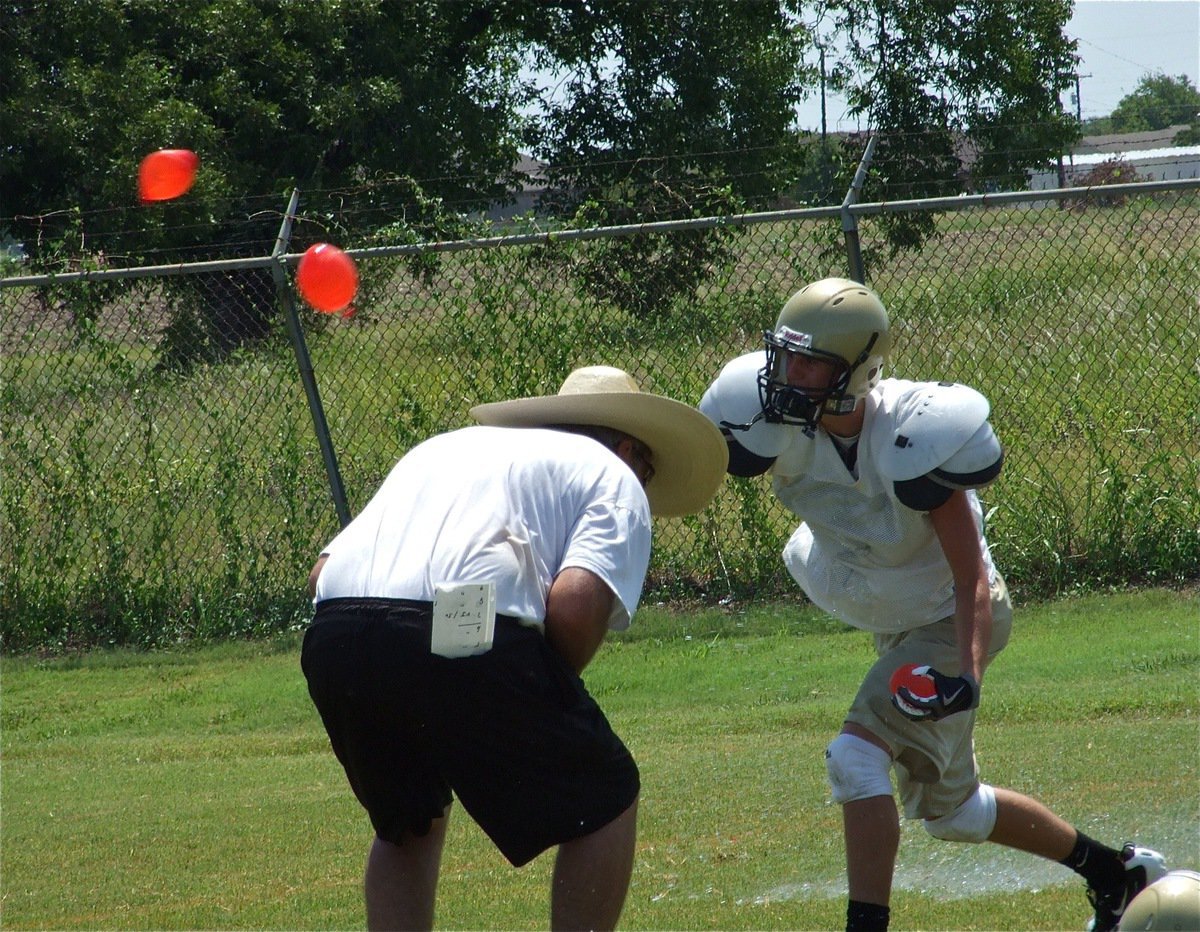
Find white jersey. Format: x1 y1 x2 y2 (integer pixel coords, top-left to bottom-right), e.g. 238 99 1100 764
774 379 998 634
315 425 653 631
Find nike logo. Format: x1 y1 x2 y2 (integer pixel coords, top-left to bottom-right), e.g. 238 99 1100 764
943 685 966 706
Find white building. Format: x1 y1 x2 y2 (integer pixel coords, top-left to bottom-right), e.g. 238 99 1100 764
1030 146 1200 190
1029 125 1200 190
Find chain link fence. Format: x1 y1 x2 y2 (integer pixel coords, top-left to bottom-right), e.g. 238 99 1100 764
3 177 1198 651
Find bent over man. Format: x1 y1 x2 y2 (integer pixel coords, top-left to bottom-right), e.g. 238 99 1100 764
302 365 727 931
700 278 1167 932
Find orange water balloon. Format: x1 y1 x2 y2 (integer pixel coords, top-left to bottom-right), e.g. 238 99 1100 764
138 149 199 202
296 243 358 313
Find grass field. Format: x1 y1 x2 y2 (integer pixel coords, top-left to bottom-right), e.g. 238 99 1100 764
2 587 1197 930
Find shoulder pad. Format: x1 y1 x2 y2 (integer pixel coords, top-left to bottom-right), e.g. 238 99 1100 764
930 422 1003 489
698 380 722 424
700 360 779 476
709 352 790 458
877 382 995 482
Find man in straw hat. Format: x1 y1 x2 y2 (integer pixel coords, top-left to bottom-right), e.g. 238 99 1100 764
302 365 727 931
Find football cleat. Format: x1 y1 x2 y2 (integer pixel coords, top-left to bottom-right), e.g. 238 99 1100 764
1085 843 1168 932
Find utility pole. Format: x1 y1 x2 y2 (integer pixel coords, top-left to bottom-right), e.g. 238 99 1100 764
819 44 828 146
1060 71 1093 204
1074 72 1092 124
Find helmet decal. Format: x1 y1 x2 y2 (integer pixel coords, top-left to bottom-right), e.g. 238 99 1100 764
775 326 815 351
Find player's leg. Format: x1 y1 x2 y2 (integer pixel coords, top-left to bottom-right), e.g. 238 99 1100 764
987 786 1074 856
844 794 901 904
985 789 1166 932
827 723 898 930
551 798 638 932
837 724 899 906
365 810 451 932
302 604 458 931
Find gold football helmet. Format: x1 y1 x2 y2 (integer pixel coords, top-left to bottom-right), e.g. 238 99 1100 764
760 277 891 432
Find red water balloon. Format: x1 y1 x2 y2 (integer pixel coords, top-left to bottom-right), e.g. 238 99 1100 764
138 149 199 202
889 663 936 699
296 243 358 313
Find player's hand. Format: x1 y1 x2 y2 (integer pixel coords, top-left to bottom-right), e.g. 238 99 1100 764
892 666 979 722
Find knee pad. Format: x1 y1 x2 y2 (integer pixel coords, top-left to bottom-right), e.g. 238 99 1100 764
923 783 997 843
825 734 893 804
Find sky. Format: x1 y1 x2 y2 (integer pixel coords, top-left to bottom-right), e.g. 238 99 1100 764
796 0 1200 132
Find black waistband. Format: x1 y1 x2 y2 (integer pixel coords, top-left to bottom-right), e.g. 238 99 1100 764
315 597 433 615
312 596 527 629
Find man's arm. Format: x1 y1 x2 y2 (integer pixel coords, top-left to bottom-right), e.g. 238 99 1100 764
308 553 329 599
544 566 615 674
929 490 992 685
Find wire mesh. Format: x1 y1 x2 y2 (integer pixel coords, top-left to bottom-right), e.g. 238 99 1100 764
2 183 1197 650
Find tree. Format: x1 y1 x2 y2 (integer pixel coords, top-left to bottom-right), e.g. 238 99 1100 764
1 0 528 260
520 0 811 316
823 0 1079 191
1 0 533 364
519 0 1082 303
1080 115 1114 136
3 0 1086 321
1174 124 1200 146
1066 157 1147 209
1109 73 1200 136
3 0 815 327
524 0 809 211
787 0 1078 256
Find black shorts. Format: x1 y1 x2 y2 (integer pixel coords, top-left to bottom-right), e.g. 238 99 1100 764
300 598 639 867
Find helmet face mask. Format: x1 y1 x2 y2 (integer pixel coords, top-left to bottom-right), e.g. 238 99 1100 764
759 278 891 434
758 332 853 433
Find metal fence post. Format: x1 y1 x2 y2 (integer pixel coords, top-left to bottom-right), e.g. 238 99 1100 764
841 134 877 284
269 188 352 528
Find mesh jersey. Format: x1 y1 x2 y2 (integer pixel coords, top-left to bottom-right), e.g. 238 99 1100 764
773 379 998 633
315 425 653 631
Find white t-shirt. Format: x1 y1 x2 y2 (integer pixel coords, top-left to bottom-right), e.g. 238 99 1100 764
774 379 999 634
314 425 653 631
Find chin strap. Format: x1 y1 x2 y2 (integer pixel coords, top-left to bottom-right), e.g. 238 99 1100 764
718 410 767 433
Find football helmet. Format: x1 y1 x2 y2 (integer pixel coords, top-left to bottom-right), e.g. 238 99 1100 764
760 278 891 433
1117 869 1199 931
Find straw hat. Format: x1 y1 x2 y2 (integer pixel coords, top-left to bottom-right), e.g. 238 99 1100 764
470 366 729 517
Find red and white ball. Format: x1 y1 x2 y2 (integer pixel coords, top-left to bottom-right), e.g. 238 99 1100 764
889 663 936 700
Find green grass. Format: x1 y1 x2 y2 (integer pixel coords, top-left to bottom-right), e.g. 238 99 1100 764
2 588 1197 930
